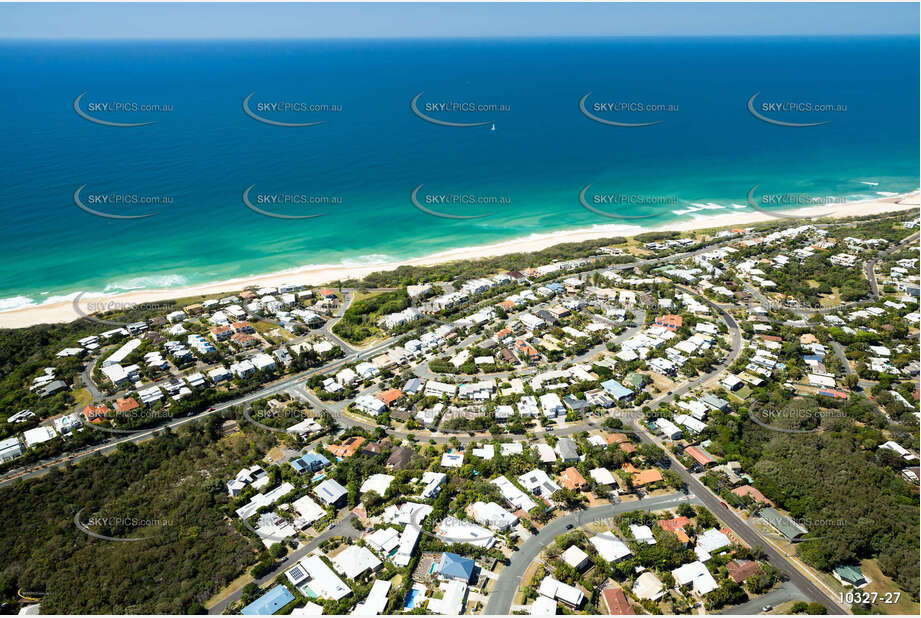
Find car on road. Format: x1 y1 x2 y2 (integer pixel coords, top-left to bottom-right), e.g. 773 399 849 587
565 524 573 530
761 605 773 612
720 501 729 509
208 407 215 411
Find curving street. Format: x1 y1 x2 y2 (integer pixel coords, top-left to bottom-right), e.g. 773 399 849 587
0 231 864 613
484 492 702 615
207 512 358 615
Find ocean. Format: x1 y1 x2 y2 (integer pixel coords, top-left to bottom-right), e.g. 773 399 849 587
0 36 917 310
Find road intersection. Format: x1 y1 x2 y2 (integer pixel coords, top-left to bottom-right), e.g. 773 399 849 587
2 229 879 613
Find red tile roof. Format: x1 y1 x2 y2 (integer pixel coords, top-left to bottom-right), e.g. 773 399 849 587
632 468 663 486
655 314 683 331
730 485 774 506
560 467 588 490
514 340 539 359
114 397 139 413
658 516 692 543
376 388 403 406
818 388 848 399
82 404 110 423
231 332 257 346
210 325 232 337
684 445 717 467
726 559 762 584
602 588 635 615
326 436 366 458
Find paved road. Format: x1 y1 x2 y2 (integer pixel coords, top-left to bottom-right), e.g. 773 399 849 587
718 580 806 615
319 290 359 354
629 421 847 615
208 512 358 615
0 229 879 612
0 339 399 488
863 260 880 299
738 230 919 317
674 284 744 385
80 354 104 400
291 283 741 447
484 492 701 615
829 341 854 376
17 263 833 614
864 231 919 299
1 234 741 485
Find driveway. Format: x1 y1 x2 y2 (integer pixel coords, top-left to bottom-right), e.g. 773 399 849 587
719 581 806 615
483 492 700 614
208 512 358 615
630 421 846 614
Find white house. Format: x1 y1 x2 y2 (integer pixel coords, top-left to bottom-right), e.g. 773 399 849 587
470 501 518 531
589 532 632 562
539 393 566 418
355 394 387 416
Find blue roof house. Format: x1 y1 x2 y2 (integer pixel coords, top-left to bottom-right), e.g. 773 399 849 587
289 452 330 474
438 552 475 582
241 585 295 615
601 379 634 402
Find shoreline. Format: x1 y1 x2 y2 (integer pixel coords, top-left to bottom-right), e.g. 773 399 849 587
1 191 918 329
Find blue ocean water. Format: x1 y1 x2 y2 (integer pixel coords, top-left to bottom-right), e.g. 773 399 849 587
0 37 917 309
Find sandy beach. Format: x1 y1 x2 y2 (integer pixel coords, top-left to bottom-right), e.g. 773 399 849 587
2 192 918 329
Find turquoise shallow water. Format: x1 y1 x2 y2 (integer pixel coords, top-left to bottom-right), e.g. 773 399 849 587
0 37 917 310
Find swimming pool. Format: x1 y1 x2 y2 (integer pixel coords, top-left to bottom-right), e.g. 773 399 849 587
403 589 419 609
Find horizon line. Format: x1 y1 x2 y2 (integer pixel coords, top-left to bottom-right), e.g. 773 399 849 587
2 33 917 41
